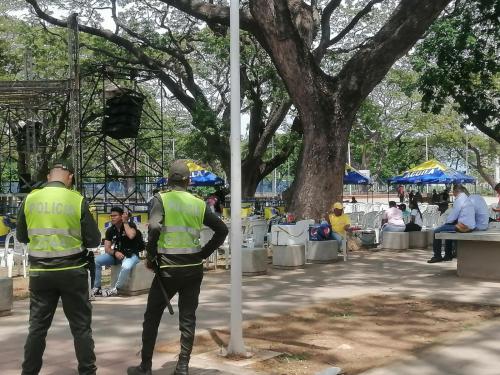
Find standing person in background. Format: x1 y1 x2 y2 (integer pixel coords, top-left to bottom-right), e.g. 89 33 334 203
408 190 415 203
128 160 228 375
431 189 440 204
16 160 101 375
397 185 405 203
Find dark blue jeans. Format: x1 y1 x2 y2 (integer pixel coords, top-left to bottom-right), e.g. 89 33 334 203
432 223 456 259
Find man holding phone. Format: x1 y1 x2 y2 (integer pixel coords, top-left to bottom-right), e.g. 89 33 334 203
92 206 141 297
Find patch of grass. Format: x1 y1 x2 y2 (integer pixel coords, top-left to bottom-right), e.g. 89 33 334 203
330 311 355 319
278 352 310 362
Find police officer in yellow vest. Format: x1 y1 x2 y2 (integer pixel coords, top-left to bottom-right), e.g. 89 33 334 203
128 160 228 375
16 160 101 375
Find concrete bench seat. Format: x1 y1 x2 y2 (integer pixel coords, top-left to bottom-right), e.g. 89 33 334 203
409 231 428 249
111 261 154 296
242 247 268 276
381 232 409 250
435 228 500 281
272 244 305 269
0 277 13 316
307 240 339 263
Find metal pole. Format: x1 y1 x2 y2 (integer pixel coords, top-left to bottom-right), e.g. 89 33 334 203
272 137 276 196
227 0 246 355
172 138 175 159
425 136 429 193
348 143 352 196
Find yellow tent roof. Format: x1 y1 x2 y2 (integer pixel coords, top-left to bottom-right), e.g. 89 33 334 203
404 159 447 173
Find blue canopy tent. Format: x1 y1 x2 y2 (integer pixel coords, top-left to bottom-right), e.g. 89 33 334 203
157 160 225 187
344 164 371 185
387 160 476 185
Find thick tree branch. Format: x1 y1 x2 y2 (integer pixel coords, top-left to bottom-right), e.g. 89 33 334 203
158 0 257 32
316 0 383 60
327 0 384 48
336 0 451 112
25 0 200 112
254 99 292 158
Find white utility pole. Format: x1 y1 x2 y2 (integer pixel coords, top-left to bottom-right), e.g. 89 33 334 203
425 136 429 193
227 0 246 355
272 137 277 196
347 143 352 195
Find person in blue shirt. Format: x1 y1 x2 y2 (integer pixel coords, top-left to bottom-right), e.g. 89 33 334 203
428 184 476 263
468 194 490 231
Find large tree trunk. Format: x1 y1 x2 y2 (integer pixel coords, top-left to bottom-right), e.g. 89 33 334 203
289 98 354 218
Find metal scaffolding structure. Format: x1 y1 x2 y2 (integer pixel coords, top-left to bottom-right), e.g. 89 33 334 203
0 14 167 213
0 80 73 195
78 65 166 211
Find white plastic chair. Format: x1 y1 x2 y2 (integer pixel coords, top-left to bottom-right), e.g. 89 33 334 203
200 226 218 270
243 219 267 248
3 231 28 278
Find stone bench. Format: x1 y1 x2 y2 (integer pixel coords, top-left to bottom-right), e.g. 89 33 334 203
409 231 428 249
0 277 13 316
307 240 339 263
272 244 305 269
111 261 154 296
435 228 500 281
242 247 268 276
381 232 409 250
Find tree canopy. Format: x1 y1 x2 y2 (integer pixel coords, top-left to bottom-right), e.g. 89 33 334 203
413 0 499 143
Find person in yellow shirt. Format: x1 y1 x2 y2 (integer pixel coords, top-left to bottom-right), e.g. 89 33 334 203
327 202 351 248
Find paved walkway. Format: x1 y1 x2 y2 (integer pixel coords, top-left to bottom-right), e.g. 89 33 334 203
2 249 500 374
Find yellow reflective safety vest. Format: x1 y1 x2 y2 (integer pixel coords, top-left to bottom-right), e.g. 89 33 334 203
25 186 84 261
158 191 205 257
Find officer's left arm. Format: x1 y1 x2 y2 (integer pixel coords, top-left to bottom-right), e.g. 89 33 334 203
15 199 29 244
199 209 228 259
81 199 101 248
146 195 163 261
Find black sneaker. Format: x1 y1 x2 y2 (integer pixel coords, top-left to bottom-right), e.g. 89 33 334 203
127 365 152 375
442 256 453 261
427 257 443 264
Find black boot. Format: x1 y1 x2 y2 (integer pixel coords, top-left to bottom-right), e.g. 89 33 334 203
127 364 152 375
173 354 190 375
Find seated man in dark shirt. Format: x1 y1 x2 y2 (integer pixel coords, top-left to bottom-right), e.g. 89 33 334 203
93 206 142 297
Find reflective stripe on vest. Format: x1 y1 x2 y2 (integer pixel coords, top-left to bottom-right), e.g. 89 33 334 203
28 228 82 237
157 247 201 255
158 191 205 256
29 247 84 258
25 186 84 259
160 226 200 237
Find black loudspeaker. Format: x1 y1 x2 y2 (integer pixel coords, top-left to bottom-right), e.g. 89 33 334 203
102 89 145 139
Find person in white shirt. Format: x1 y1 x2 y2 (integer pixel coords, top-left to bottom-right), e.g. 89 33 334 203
468 194 490 231
428 184 476 263
381 201 406 241
405 200 423 232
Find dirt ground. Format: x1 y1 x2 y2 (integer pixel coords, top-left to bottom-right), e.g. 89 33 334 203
156 295 500 375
